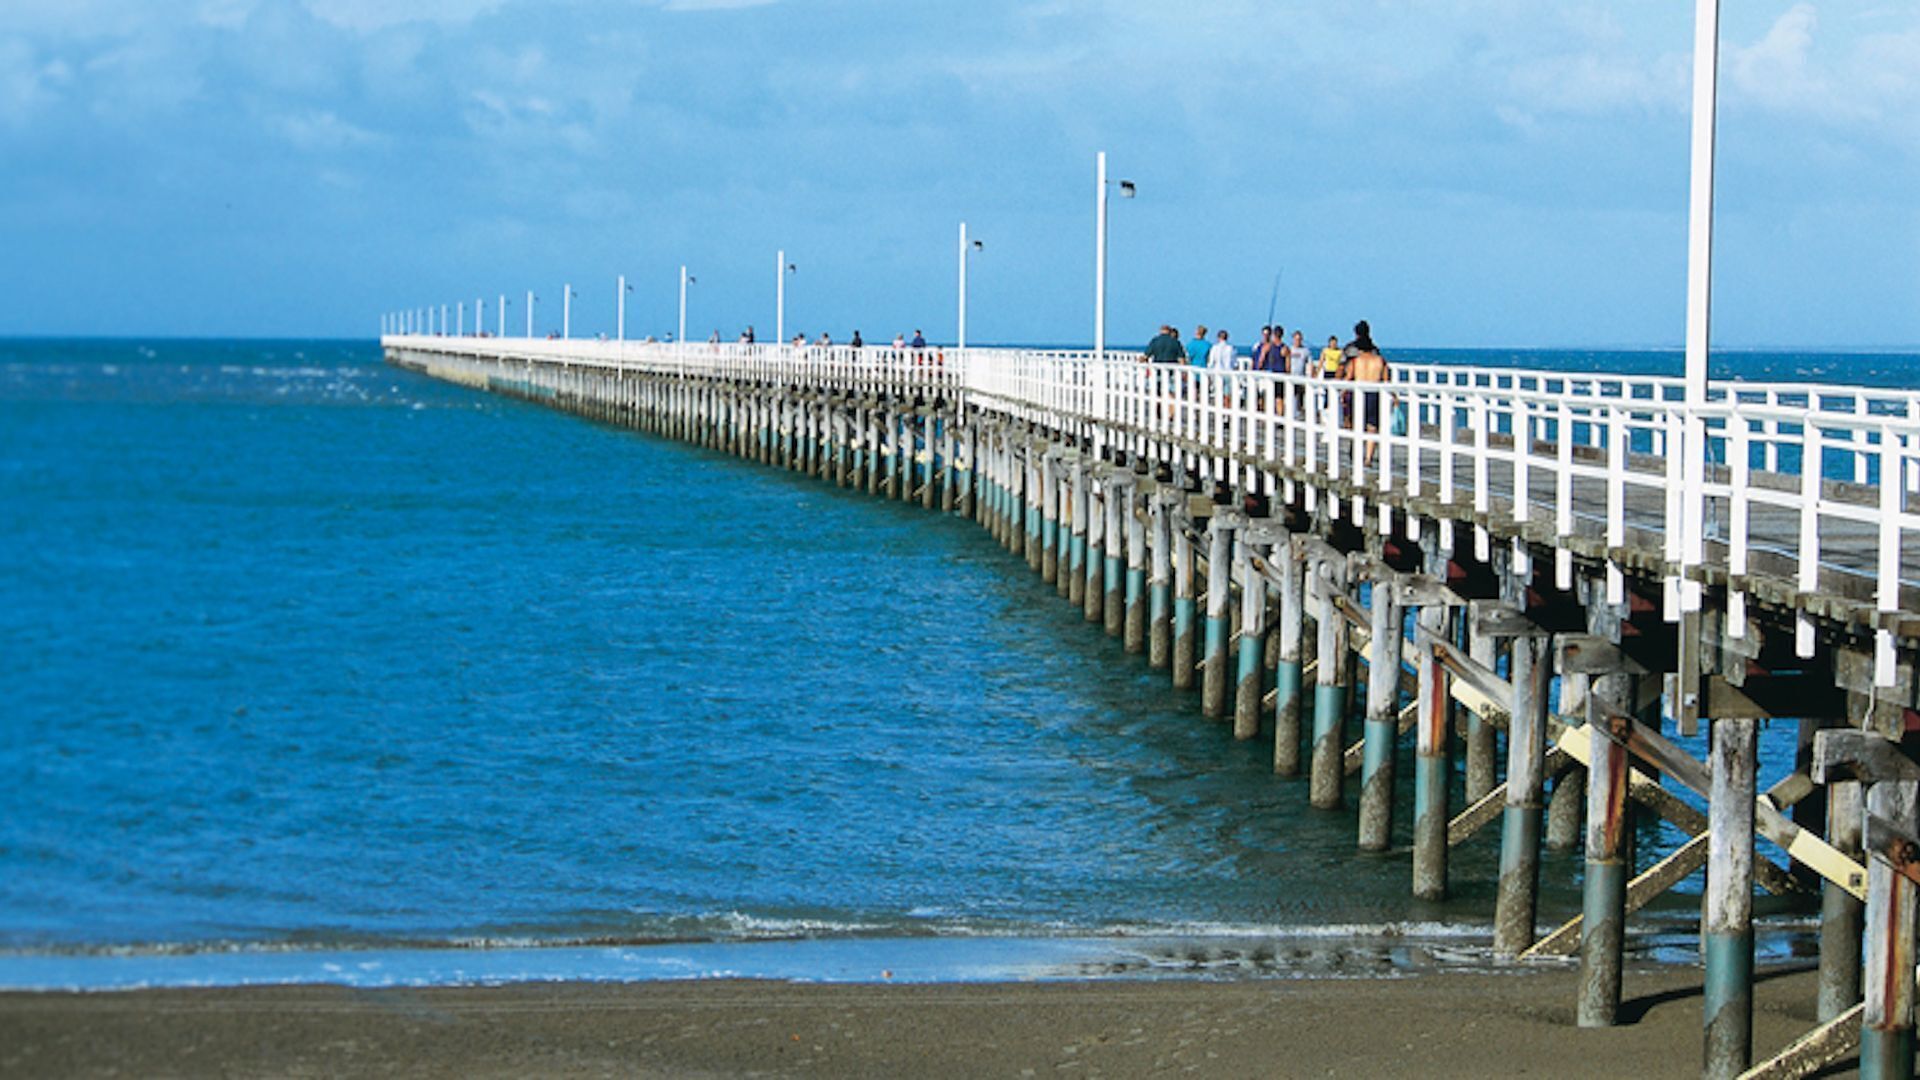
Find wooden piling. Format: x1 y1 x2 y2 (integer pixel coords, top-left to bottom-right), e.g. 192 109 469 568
1819 774 1865 1021
1703 716 1757 1079
1067 464 1088 606
1103 479 1125 638
1861 777 1919 1079
1359 565 1403 851
1172 518 1197 690
1083 479 1105 624
1040 454 1060 584
1148 496 1173 670
1124 486 1148 655
1232 530 1267 741
1273 533 1305 776
1413 598 1451 899
1308 553 1350 810
921 416 937 510
1494 626 1551 958
1578 671 1634 1028
1465 622 1499 804
1202 516 1235 720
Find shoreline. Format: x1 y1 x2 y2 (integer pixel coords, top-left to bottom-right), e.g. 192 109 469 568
0 964 1832 1078
0 923 1824 994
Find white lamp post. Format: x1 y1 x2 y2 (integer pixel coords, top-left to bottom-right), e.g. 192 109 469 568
1092 151 1136 365
775 250 795 345
457 301 465 337
678 266 697 346
526 290 535 339
1679 0 1719 618
959 222 983 350
561 283 572 339
499 294 507 339
617 275 630 342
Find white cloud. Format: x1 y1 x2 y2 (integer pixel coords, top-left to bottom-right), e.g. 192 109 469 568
0 37 68 127
1723 3 1920 150
273 108 382 151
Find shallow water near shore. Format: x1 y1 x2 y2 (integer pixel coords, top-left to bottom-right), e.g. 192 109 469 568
2 338 1908 989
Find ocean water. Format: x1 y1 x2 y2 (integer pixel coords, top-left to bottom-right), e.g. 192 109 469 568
0 339 1905 990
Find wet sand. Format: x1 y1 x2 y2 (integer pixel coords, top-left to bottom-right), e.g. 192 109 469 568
0 964 1833 1078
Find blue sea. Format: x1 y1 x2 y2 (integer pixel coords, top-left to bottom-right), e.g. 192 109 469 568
0 339 1910 991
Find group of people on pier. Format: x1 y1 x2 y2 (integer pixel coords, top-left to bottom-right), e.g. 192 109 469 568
1141 319 1384 380
1143 319 1396 458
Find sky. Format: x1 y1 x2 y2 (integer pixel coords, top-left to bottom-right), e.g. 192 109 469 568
1 1 1916 348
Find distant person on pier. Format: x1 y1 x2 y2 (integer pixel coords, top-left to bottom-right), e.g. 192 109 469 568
1144 325 1183 364
1206 330 1238 371
910 329 926 349
792 333 806 348
1319 335 1343 378
742 326 756 344
892 333 906 349
1289 330 1310 374
1186 325 1210 369
818 332 832 347
1345 321 1391 465
1257 326 1287 372
851 330 864 350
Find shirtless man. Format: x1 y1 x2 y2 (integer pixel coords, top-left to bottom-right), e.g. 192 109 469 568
1345 329 1390 466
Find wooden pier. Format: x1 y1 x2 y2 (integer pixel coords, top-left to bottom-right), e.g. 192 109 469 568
386 334 1920 1079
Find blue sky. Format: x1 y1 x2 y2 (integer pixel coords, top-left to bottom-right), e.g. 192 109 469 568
1 1 1915 347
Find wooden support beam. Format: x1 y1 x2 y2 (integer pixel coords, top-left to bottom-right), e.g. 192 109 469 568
1524 834 1709 960
1708 674 1847 722
1736 1003 1862 1080
1556 725 1812 899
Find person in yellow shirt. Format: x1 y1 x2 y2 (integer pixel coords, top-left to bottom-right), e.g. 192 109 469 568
1319 336 1344 378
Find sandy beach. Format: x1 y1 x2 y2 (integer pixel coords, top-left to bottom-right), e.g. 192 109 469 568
0 963 1833 1078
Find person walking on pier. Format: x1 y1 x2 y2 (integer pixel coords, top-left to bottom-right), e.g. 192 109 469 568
1319 335 1343 377
1186 325 1210 369
1289 329 1310 374
1145 325 1183 364
850 330 864 350
1345 322 1390 466
1207 329 1238 371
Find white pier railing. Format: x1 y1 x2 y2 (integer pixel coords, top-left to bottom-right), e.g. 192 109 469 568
384 335 1920 684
